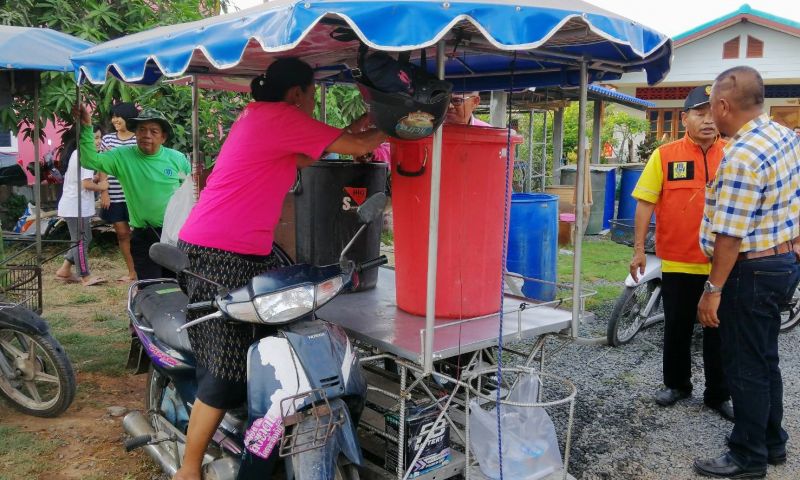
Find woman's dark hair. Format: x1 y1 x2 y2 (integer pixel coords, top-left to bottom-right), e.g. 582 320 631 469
57 124 103 169
250 57 314 102
111 102 139 121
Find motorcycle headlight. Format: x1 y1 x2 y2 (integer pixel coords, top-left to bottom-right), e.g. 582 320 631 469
254 285 314 324
315 275 344 308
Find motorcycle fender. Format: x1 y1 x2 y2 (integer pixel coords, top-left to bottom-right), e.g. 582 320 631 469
0 306 49 335
245 336 314 460
287 398 363 480
625 256 662 287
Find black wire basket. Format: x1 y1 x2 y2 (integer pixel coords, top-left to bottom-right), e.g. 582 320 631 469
609 219 656 254
0 242 43 314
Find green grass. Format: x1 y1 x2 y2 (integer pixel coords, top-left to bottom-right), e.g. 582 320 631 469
54 329 129 375
44 312 130 376
0 426 63 479
71 293 98 304
381 230 394 246
558 238 632 284
557 238 631 306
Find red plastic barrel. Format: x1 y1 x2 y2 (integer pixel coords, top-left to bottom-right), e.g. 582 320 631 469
390 124 522 318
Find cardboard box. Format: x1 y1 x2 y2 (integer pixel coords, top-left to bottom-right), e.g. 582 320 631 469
385 403 450 478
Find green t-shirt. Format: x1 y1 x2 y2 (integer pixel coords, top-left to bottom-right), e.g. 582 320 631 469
79 127 190 228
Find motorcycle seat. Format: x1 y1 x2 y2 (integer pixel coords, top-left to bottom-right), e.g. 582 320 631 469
134 283 194 354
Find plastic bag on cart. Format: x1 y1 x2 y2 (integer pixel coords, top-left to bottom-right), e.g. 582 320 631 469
160 174 195 246
469 374 562 480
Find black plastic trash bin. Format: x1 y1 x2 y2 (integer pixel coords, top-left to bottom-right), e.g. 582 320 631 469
294 161 388 291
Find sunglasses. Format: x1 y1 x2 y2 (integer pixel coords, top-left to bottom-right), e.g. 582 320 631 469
450 96 475 106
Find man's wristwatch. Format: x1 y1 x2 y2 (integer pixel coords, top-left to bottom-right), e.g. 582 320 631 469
703 280 723 294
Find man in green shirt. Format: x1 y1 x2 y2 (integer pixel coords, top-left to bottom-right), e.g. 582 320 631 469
77 105 190 279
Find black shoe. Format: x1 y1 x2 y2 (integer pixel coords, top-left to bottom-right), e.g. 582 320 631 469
654 387 691 406
694 453 766 478
706 400 735 422
723 435 786 465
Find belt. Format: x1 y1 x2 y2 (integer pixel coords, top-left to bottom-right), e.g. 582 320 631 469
737 241 793 261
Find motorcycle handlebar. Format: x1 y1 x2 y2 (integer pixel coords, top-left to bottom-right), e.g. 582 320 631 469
357 255 388 273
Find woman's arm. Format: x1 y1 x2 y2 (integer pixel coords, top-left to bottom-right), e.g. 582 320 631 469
82 178 109 192
326 128 387 157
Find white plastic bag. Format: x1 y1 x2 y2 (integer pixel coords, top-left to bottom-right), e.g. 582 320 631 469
469 375 563 480
160 175 195 246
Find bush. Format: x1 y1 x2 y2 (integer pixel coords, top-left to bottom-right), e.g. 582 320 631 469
0 192 27 231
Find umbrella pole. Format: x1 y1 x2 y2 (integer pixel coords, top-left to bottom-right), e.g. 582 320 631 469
33 78 42 261
75 85 82 260
423 41 445 374
570 61 589 337
192 75 200 198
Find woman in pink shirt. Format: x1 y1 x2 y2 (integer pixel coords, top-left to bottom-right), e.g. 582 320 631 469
174 58 386 480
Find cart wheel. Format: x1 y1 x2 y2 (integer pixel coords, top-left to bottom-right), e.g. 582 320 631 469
780 285 800 333
607 279 661 347
0 328 76 417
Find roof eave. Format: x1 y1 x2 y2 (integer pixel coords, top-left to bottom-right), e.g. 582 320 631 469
674 13 800 48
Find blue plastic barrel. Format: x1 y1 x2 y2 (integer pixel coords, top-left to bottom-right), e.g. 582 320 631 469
506 193 558 301
617 165 645 220
602 168 617 229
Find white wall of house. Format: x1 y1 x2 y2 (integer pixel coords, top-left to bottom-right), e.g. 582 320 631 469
617 22 800 87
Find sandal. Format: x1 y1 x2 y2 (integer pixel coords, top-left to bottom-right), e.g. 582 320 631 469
81 277 108 287
55 274 80 284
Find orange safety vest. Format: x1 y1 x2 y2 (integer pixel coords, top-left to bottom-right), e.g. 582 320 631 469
655 135 725 264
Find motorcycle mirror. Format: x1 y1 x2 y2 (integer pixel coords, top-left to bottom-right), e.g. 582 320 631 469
149 243 189 273
357 192 387 225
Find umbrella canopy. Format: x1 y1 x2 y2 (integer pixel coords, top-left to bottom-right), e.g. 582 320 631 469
72 0 672 92
0 25 93 73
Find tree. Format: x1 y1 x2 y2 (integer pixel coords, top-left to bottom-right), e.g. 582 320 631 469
0 0 237 162
601 108 649 163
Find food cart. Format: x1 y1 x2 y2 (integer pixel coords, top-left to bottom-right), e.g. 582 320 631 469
71 1 672 478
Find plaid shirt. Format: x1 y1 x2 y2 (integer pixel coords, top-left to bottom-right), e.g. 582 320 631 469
700 114 800 257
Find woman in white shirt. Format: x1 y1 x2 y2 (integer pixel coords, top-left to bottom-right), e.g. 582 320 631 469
55 126 109 286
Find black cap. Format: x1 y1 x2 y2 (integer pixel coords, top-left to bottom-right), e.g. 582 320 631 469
684 85 712 111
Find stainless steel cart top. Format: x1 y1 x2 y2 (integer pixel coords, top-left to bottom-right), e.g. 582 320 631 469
317 268 573 363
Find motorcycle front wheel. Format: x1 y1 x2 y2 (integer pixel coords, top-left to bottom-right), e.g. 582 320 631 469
334 457 360 480
0 328 76 417
607 279 663 347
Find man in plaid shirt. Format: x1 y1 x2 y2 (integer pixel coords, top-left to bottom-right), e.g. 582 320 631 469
694 66 800 478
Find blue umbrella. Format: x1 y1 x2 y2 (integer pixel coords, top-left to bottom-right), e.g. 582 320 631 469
72 0 672 90
0 25 93 72
1 26 94 255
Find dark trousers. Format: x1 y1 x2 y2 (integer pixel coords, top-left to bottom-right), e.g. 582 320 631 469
661 272 729 404
130 227 173 280
720 252 799 469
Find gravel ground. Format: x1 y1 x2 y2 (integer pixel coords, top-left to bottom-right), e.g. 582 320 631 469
526 293 800 480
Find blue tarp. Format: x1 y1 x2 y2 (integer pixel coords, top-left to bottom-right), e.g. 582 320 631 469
72 0 672 92
0 26 93 72
588 85 655 110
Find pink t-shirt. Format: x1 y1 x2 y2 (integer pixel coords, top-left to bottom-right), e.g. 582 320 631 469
179 102 342 255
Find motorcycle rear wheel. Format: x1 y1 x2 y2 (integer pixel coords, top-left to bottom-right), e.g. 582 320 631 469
0 328 75 417
607 279 662 347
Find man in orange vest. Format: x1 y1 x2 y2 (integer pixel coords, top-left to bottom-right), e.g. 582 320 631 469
629 85 733 421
